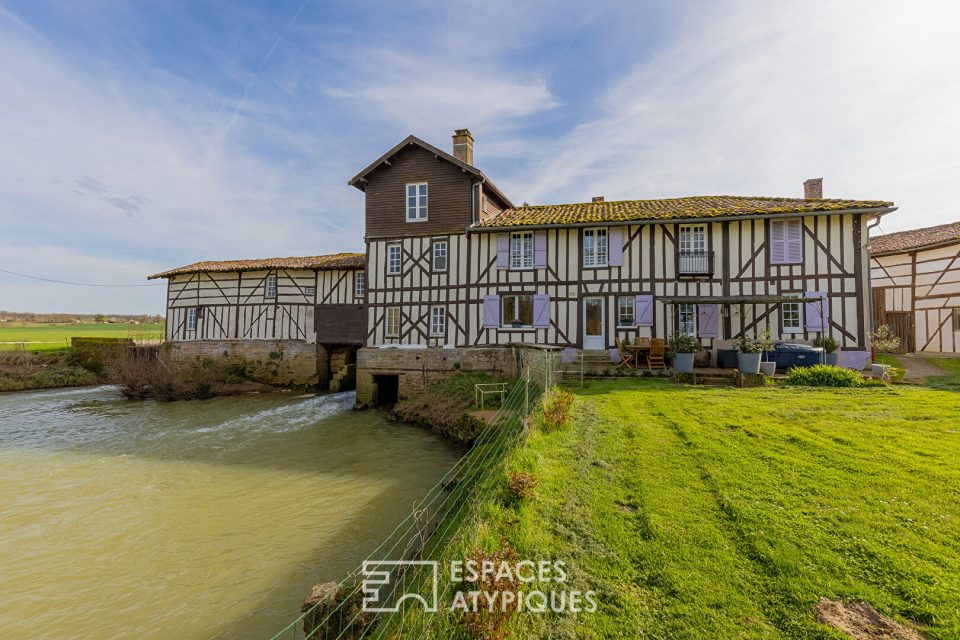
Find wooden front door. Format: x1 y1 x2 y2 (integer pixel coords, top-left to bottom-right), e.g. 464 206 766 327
886 311 911 353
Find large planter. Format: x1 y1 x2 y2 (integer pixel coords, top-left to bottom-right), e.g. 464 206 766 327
759 361 776 376
673 352 695 373
738 352 762 374
825 352 839 366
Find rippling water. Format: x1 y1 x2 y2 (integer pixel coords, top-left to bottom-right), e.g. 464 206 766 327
0 387 460 639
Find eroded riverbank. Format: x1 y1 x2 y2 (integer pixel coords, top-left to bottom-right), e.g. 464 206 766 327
0 386 460 639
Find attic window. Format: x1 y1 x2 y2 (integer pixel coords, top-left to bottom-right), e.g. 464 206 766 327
265 274 277 299
406 183 428 221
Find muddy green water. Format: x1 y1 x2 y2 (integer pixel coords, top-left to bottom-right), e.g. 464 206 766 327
0 387 460 639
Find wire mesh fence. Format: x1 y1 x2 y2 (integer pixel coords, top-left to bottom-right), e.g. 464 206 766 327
269 345 555 640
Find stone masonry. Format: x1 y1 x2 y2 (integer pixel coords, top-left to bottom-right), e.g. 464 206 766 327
355 347 518 407
165 339 320 387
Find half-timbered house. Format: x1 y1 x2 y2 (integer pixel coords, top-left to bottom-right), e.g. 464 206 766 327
870 220 960 353
351 131 895 404
148 253 365 387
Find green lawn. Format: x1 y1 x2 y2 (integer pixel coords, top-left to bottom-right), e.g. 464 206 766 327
0 322 164 352
437 374 960 639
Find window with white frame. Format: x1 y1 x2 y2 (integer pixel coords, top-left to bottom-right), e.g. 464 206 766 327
617 296 635 327
386 244 402 275
430 306 446 337
432 240 448 272
679 224 707 251
583 228 608 267
385 307 401 337
186 307 197 330
782 295 803 333
305 286 316 296
265 274 277 299
355 271 365 297
678 303 697 336
510 232 533 269
406 183 428 221
501 294 534 327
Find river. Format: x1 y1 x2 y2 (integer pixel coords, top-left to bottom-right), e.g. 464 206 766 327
0 386 460 639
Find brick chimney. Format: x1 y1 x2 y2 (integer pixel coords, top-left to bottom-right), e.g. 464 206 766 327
592 196 605 203
803 178 823 199
452 129 474 165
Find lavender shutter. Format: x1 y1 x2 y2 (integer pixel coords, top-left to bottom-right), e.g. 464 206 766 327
608 227 623 266
804 291 828 331
786 219 804 263
635 294 654 327
698 304 719 338
534 232 547 268
496 234 509 268
769 221 787 264
533 294 550 328
483 295 501 328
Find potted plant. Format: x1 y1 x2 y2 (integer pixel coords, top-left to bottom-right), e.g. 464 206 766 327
757 329 777 376
733 334 762 374
813 335 839 366
869 325 902 378
667 333 701 373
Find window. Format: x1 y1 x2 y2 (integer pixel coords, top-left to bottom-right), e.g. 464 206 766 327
955 309 960 332
501 294 534 327
432 240 448 272
186 307 197 330
583 228 608 267
782 295 803 333
617 296 635 327
305 286 316 296
510 232 533 269
385 307 401 337
678 303 697 336
265 274 277 299
406 183 428 221
430 306 446 337
386 244 402 275
679 224 707 251
355 271 366 296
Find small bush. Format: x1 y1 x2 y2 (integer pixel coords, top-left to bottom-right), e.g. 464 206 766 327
457 545 520 640
541 387 574 432
506 471 538 501
784 364 868 388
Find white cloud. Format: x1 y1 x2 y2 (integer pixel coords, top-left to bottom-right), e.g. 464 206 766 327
510 0 960 234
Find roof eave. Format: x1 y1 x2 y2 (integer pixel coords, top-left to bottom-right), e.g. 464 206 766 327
469 206 897 233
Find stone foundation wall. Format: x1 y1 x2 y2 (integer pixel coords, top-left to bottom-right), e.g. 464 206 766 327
355 347 518 407
164 339 320 387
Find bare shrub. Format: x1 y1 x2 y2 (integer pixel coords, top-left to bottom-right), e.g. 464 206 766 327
107 350 233 400
458 545 520 640
506 471 538 501
541 387 575 432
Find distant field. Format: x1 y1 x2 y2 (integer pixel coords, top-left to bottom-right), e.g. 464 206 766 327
0 323 164 352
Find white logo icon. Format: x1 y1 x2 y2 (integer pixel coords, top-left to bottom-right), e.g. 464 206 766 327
361 560 439 613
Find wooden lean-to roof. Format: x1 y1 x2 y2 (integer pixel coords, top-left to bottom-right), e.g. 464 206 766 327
148 252 365 280
472 195 894 229
870 220 960 256
348 135 514 208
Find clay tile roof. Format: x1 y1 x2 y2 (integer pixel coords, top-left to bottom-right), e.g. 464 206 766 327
148 252 365 280
472 195 893 229
870 220 960 256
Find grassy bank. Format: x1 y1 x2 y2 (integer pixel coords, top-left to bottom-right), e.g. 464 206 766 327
0 322 164 352
0 352 101 392
430 370 960 638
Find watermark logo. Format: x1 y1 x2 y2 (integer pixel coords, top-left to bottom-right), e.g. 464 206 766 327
361 558 596 614
361 560 439 613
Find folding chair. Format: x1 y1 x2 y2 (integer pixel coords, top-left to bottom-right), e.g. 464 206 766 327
615 337 636 368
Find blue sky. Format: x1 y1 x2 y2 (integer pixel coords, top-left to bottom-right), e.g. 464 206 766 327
2 0 959 314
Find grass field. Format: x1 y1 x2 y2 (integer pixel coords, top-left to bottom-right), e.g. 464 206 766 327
0 322 164 352
432 364 960 639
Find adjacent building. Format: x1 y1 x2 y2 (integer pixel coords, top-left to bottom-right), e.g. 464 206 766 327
148 253 366 387
870 220 960 353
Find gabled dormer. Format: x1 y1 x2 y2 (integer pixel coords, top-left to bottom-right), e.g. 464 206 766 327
349 130 512 239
